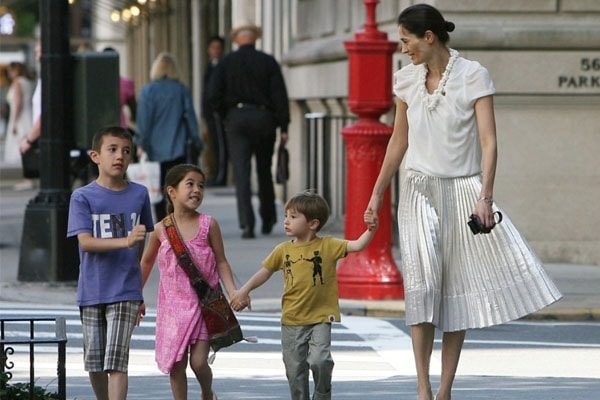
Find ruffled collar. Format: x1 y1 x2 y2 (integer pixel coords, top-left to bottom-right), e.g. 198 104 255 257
418 48 459 110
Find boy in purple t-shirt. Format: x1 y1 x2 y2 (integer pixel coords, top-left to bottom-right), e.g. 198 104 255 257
67 126 153 400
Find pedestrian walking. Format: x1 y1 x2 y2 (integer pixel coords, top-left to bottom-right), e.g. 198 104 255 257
136 52 203 222
207 24 290 239
67 127 153 400
365 4 562 400
231 192 378 400
103 47 137 130
19 41 42 190
202 36 228 187
140 164 237 400
4 62 33 167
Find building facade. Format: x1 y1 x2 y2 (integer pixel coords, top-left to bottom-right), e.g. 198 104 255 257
95 0 600 265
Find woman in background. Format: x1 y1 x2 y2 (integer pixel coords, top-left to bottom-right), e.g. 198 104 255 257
4 62 33 166
136 52 203 221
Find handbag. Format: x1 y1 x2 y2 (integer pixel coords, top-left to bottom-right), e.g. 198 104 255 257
127 154 163 204
275 143 289 184
21 140 40 179
162 214 248 358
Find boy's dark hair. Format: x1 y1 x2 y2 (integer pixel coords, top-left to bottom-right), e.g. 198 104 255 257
92 126 133 152
397 4 455 44
164 164 206 214
285 191 330 232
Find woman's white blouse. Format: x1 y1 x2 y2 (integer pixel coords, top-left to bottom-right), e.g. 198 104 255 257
393 55 496 178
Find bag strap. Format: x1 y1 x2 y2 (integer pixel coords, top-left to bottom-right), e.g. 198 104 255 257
162 214 211 300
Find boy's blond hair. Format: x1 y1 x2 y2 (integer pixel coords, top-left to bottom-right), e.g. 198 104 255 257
285 191 330 232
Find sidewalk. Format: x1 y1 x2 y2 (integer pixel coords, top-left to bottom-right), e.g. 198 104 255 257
1 173 599 320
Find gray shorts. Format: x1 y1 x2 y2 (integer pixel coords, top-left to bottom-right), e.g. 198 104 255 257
80 301 141 372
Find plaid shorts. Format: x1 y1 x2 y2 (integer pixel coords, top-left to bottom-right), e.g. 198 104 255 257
80 301 141 372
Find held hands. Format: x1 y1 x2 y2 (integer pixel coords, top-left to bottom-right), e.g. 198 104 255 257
364 208 379 232
230 289 251 312
127 224 147 248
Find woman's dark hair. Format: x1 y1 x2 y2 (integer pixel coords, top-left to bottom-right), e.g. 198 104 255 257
208 36 225 47
164 164 206 214
397 4 455 44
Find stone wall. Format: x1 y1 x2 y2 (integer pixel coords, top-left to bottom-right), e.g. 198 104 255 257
281 0 600 264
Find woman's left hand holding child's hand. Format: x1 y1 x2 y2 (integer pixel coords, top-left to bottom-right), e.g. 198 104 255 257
364 208 379 232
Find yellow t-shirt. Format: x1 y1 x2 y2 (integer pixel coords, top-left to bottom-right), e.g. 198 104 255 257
262 236 348 325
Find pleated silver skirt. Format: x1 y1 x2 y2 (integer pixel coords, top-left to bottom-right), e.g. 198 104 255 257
398 171 562 332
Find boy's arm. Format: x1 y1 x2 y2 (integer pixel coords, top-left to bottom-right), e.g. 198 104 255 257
208 218 237 297
230 267 274 311
77 224 147 252
346 229 376 253
346 209 379 253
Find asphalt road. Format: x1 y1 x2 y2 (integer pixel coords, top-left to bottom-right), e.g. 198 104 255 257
2 304 599 400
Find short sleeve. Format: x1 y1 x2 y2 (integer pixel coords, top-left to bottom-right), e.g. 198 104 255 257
324 237 348 260
464 62 495 105
262 243 285 272
67 191 92 238
393 68 412 102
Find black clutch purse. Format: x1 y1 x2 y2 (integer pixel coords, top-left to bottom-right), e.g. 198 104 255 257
468 211 503 235
21 140 40 179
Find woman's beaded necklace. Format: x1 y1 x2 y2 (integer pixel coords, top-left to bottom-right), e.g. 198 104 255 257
419 48 458 111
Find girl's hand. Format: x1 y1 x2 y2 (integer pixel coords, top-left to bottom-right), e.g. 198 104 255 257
230 290 251 312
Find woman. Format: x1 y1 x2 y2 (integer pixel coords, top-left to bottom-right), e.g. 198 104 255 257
366 5 562 400
136 52 203 221
4 62 33 166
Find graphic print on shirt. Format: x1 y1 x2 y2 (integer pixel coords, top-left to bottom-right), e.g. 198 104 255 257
304 250 324 286
91 213 140 238
283 254 299 286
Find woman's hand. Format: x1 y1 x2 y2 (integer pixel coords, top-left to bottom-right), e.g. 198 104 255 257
473 198 495 229
365 194 383 230
364 208 379 232
19 138 31 154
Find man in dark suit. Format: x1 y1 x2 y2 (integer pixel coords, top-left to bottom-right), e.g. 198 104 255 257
202 36 227 186
207 24 289 239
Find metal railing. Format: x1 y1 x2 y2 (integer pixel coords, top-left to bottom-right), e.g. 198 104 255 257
304 112 401 243
0 317 67 400
304 113 356 230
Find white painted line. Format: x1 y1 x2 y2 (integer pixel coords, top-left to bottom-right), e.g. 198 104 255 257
341 315 423 376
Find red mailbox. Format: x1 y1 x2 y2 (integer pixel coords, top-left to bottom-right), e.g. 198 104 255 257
337 0 404 299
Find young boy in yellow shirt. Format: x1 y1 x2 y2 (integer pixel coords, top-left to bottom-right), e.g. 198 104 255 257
231 191 378 400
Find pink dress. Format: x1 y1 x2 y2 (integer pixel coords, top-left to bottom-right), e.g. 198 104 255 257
155 213 220 374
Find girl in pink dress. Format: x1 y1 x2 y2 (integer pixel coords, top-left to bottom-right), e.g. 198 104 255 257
141 164 237 400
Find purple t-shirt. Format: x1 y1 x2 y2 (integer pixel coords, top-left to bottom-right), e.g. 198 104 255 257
67 181 154 306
